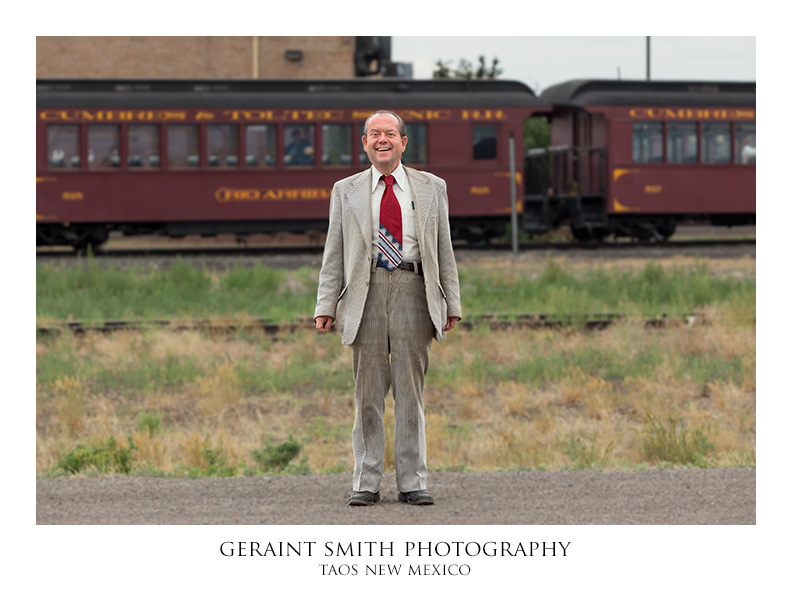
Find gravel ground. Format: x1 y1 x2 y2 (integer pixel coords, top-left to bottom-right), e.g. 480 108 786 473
36 467 755 525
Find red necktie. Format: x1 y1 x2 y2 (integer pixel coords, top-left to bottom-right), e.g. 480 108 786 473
377 175 403 271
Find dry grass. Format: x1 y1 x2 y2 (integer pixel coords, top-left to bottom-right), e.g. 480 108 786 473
36 301 755 475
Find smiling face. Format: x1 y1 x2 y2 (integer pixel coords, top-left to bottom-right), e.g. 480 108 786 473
362 112 408 175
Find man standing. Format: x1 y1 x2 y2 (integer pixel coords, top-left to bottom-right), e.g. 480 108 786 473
314 110 462 506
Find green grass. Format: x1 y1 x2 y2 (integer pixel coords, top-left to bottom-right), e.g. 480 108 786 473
458 259 755 319
36 257 319 323
36 256 755 324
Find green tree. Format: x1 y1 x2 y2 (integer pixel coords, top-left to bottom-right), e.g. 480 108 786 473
523 117 551 152
433 55 502 79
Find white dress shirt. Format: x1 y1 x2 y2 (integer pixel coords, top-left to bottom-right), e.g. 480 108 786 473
369 164 421 263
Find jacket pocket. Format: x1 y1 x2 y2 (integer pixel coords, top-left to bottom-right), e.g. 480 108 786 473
336 285 348 334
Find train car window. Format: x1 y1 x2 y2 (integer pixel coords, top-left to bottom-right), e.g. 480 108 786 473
245 125 276 167
88 125 121 170
632 123 663 163
47 125 80 168
284 124 315 166
128 124 160 168
702 123 732 164
207 124 238 167
472 125 497 160
402 123 426 165
321 124 352 166
736 123 756 164
167 125 199 168
667 123 698 163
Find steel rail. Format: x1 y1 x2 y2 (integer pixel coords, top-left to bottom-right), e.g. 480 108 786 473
36 238 755 259
36 312 704 336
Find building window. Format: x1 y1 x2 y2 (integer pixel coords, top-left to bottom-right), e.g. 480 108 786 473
632 122 663 163
87 125 120 169
167 125 199 167
47 125 80 168
128 124 159 168
472 125 497 160
208 124 238 167
667 123 698 163
736 123 756 164
245 125 276 167
322 124 352 166
284 124 314 166
403 123 426 165
702 122 732 164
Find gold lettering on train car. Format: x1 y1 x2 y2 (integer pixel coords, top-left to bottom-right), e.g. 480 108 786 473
461 109 507 120
40 111 79 122
470 186 491 195
215 187 331 202
221 109 344 122
401 110 425 121
215 188 261 202
62 191 83 201
629 108 756 120
299 110 344 121
400 110 452 121
196 112 215 120
39 110 187 122
644 185 662 194
223 110 277 121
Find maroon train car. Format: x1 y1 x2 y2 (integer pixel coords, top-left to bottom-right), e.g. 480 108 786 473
525 79 755 241
36 78 548 250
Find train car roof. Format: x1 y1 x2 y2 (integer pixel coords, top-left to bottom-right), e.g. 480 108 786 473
36 78 548 109
540 79 756 107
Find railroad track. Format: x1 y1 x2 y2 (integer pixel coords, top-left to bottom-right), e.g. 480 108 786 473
36 312 702 336
35 237 755 259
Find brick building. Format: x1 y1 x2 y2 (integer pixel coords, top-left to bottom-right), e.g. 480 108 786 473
36 36 401 79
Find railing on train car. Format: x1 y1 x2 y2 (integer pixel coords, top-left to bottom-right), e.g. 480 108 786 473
523 146 607 234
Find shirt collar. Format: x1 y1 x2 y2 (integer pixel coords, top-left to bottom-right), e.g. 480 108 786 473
370 163 406 193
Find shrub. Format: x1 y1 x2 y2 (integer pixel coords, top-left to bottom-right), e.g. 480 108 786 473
252 436 303 472
135 410 162 436
55 437 136 475
640 414 716 467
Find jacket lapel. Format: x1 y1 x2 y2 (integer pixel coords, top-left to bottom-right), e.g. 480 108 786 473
405 167 436 240
344 171 373 258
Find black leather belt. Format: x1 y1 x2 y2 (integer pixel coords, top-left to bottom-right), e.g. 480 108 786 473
376 260 423 276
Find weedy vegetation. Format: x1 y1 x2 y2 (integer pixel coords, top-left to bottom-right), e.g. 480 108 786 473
36 255 755 477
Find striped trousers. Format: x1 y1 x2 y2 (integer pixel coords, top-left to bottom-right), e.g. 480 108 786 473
351 261 435 493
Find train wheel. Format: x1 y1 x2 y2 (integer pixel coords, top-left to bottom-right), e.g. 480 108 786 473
71 227 108 254
656 219 677 241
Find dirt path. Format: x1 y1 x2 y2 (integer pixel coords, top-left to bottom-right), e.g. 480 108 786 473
36 467 754 525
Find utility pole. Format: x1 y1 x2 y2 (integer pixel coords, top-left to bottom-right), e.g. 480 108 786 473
646 36 651 80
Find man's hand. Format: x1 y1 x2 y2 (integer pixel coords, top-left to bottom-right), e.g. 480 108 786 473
315 316 334 333
444 316 461 332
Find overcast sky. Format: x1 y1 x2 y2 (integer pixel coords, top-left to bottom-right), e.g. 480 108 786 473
391 37 756 93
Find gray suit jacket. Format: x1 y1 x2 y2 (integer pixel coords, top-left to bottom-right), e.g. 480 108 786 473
314 166 462 345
